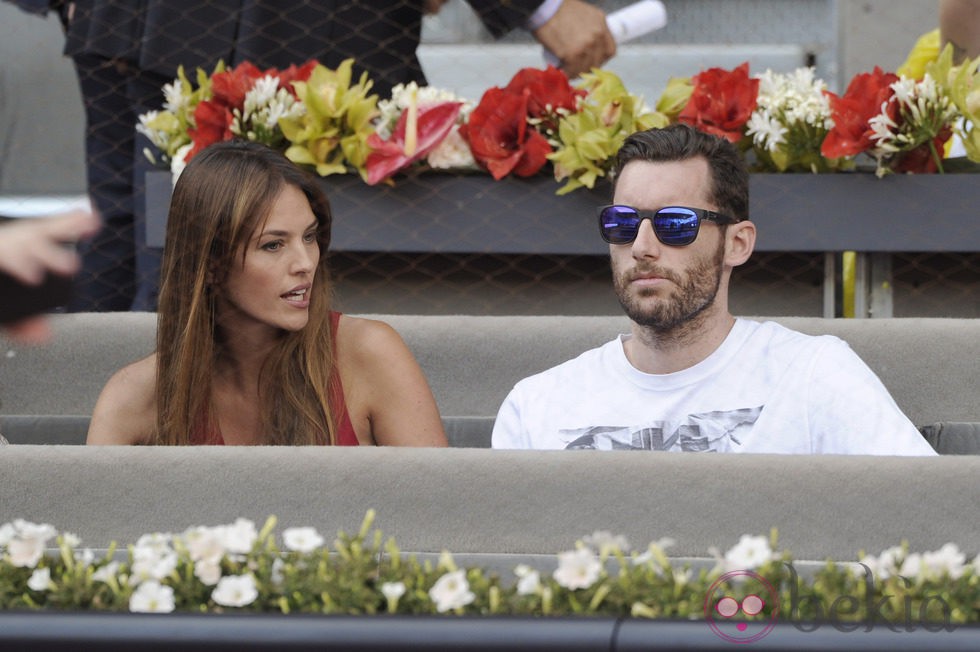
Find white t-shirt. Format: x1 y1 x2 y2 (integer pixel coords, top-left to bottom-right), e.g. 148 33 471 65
492 319 936 455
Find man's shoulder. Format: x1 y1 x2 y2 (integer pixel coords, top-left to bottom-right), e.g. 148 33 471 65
740 318 848 351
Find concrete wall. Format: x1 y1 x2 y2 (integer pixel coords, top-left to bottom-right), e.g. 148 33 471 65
0 4 85 195
838 0 938 83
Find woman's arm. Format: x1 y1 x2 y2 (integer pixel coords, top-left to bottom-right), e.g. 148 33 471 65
86 356 157 445
337 316 448 447
940 0 980 62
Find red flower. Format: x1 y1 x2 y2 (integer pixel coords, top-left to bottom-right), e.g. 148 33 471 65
187 100 235 158
278 60 318 98
504 65 582 119
821 66 899 159
186 60 319 160
678 62 759 143
365 101 463 185
460 87 552 180
210 61 266 110
890 128 953 174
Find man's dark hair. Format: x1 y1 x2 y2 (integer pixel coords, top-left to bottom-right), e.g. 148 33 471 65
613 124 749 222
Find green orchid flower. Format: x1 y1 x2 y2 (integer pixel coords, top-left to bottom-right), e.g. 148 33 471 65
279 59 380 180
549 69 668 195
929 45 980 163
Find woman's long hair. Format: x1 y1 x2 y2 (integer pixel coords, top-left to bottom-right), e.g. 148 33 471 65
154 140 337 445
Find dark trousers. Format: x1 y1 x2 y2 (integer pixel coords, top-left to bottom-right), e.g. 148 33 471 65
70 55 167 312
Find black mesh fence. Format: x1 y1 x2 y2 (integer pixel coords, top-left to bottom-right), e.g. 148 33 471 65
7 0 976 318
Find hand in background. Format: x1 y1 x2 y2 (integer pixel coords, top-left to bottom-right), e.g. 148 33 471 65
533 0 616 78
0 208 100 344
0 209 99 285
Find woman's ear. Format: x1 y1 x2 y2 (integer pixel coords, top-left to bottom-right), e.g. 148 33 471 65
725 220 756 267
206 264 220 287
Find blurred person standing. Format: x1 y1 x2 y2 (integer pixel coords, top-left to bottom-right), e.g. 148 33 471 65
6 0 615 312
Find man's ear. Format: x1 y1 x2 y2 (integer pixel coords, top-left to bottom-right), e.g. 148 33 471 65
725 220 756 267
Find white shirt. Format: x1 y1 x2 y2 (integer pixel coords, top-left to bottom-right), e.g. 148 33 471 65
492 319 937 455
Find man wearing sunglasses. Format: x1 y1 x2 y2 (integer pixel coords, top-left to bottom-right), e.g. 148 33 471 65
491 124 935 455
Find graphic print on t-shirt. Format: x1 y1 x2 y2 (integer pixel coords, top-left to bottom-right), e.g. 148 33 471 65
558 406 763 451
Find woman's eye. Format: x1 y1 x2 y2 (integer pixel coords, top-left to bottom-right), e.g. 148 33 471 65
261 241 282 251
303 231 317 243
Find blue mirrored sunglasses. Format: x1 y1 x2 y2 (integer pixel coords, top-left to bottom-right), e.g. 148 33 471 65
597 204 740 246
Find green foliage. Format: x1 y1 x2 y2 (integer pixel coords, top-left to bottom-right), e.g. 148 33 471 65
2 512 977 626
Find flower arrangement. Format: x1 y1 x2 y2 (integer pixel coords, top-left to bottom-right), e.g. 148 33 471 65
138 46 980 194
2 511 978 625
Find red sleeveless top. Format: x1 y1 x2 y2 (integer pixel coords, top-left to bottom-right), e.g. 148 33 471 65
191 311 358 446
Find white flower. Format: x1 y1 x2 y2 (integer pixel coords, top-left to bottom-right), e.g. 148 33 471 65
746 110 788 150
162 80 190 113
376 82 472 138
673 568 692 586
243 76 280 114
170 144 192 184
899 552 924 579
553 548 602 590
633 536 677 569
74 548 96 567
868 73 958 171
220 518 258 555
212 574 259 608
428 570 475 612
27 567 53 592
381 581 406 601
4 519 58 568
182 526 228 565
921 543 966 580
61 532 81 549
282 526 325 553
723 534 773 571
130 550 178 585
130 535 178 585
581 530 631 555
514 565 541 596
381 581 406 612
747 67 833 166
134 532 172 556
93 561 120 584
426 126 477 170
873 545 906 580
194 559 223 586
270 557 286 585
129 580 175 613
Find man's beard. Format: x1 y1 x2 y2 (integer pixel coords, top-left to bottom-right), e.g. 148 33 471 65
612 239 725 338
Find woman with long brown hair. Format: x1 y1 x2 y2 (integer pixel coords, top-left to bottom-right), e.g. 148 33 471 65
87 140 446 446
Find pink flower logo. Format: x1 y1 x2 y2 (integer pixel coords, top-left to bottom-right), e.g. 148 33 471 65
704 570 780 644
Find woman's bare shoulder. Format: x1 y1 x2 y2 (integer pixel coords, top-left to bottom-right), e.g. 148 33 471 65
335 314 405 356
87 354 158 445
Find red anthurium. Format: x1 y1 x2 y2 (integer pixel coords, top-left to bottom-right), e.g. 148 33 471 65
678 62 759 143
365 101 463 185
821 66 899 158
504 65 582 118
461 87 552 180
